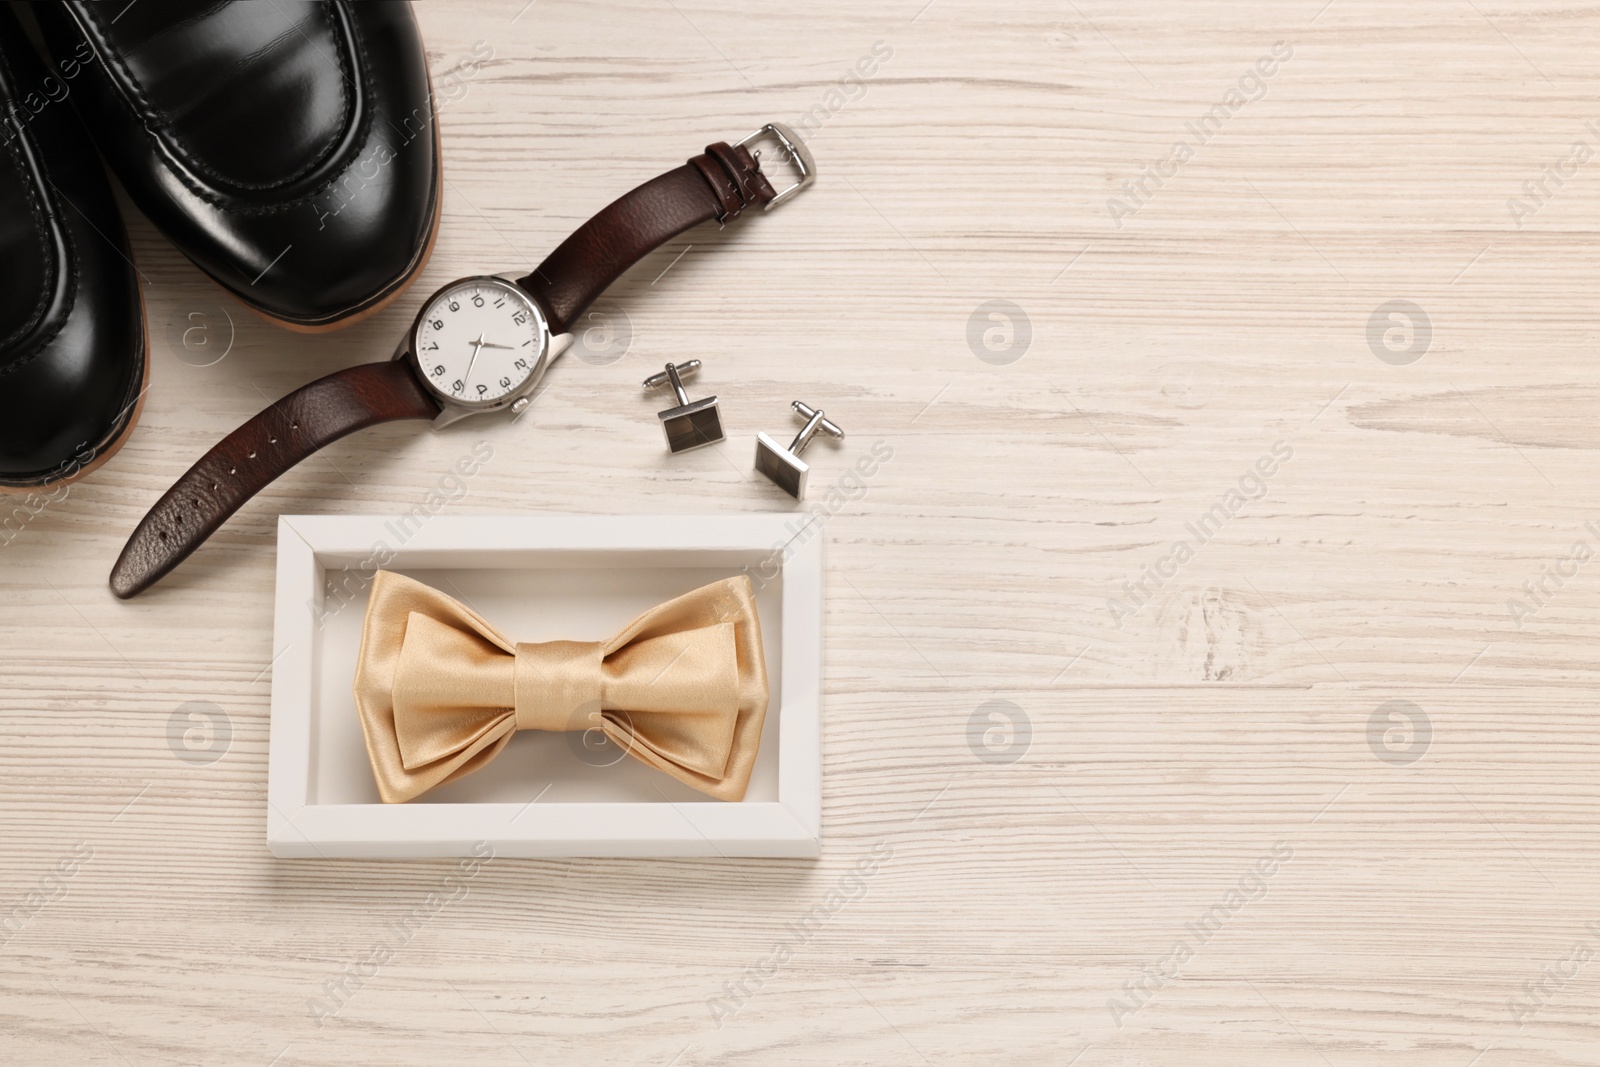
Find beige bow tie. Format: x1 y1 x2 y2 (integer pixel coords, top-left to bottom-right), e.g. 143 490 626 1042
353 571 770 803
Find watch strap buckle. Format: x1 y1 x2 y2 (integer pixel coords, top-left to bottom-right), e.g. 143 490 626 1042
735 121 815 210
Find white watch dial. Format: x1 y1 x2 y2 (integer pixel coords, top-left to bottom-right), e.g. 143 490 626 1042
413 278 546 405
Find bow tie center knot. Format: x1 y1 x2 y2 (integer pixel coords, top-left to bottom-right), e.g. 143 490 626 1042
513 639 607 733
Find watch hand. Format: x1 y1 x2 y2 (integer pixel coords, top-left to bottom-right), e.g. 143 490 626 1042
478 340 514 350
461 333 485 389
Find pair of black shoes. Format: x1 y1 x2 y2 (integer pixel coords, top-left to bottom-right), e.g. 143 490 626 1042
0 0 440 490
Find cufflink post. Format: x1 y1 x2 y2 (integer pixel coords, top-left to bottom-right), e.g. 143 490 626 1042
754 401 844 499
643 360 724 453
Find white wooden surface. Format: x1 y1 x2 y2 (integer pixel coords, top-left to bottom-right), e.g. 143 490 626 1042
5 0 1600 1062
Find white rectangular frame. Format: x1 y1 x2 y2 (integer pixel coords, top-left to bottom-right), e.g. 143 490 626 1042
266 514 822 859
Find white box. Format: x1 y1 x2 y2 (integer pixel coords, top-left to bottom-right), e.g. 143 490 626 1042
266 514 822 859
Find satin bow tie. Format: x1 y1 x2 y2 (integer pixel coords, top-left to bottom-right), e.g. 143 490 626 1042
353 571 770 803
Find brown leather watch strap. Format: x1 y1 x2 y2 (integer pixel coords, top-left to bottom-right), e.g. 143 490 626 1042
112 137 789 598
109 359 438 598
515 141 776 335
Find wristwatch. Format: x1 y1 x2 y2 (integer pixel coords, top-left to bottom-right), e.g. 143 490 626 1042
109 123 814 599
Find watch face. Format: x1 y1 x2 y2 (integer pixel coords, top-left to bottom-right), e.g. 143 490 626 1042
411 277 548 407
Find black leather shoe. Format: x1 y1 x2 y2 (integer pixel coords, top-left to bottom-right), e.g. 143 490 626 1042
30 0 441 332
0 5 144 490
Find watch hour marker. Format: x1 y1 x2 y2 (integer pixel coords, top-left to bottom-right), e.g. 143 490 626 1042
416 279 545 406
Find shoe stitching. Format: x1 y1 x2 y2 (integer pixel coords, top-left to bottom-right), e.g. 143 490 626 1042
74 0 354 194
0 160 81 382
71 0 388 214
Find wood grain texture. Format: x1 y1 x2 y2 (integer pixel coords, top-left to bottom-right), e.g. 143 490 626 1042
4 0 1600 1063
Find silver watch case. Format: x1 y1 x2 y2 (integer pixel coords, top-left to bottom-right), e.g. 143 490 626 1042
398 274 573 429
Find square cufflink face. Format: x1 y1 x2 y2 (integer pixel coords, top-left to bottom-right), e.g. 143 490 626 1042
659 397 724 453
755 431 809 498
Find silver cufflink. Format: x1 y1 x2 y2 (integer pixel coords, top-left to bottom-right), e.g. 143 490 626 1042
643 360 723 453
755 401 844 498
